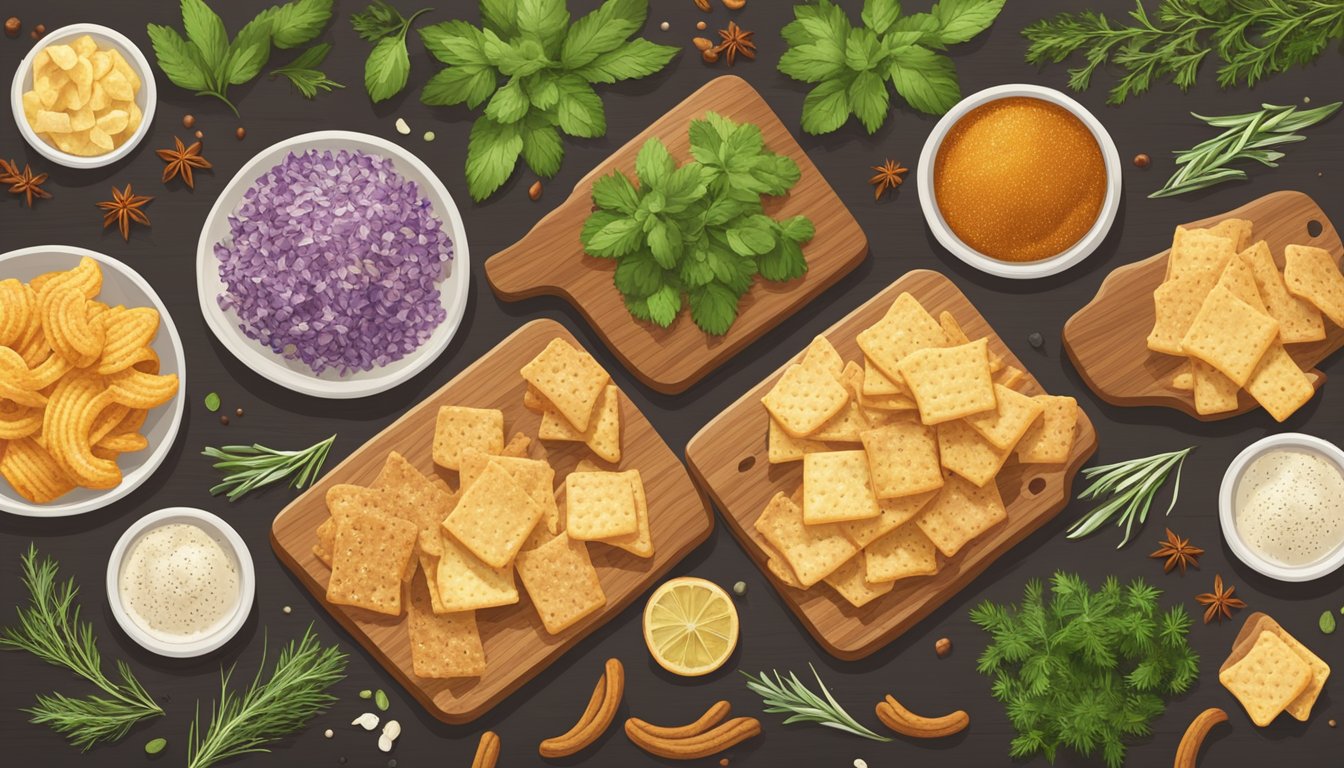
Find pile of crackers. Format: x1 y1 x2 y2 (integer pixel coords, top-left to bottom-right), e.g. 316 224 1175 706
754 292 1079 608
310 338 655 680
1219 614 1329 727
1147 220 1344 420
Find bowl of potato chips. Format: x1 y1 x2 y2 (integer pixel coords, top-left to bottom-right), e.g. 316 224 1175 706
10 24 155 168
0 246 185 516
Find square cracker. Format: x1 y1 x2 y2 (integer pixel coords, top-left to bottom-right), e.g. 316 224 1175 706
407 575 486 679
325 484 417 581
1252 615 1331 721
1283 243 1344 327
856 292 946 382
539 384 622 463
1147 272 1222 356
1202 218 1253 254
864 522 939 582
435 532 519 611
1242 242 1325 343
800 335 844 378
515 534 606 634
863 355 907 397
523 383 548 413
898 339 997 425
803 450 881 524
565 471 639 540
965 384 1045 452
373 451 454 556
460 449 560 535
444 460 543 568
1219 630 1312 727
1016 395 1078 464
326 512 418 615
520 338 610 432
761 363 850 438
1216 250 1269 313
1180 284 1280 387
860 420 943 499
602 470 654 558
432 406 504 471
842 490 938 548
768 416 827 464
1245 344 1316 422
823 555 895 608
937 419 1010 487
916 473 1007 557
1192 360 1241 416
1167 226 1236 279
754 490 857 587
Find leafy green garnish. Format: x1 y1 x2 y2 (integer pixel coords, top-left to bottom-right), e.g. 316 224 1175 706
419 0 679 201
1023 0 1344 105
350 1 434 102
1069 447 1193 547
742 665 891 742
580 112 814 335
971 573 1200 768
147 0 334 115
268 42 344 98
778 0 1005 135
203 434 335 501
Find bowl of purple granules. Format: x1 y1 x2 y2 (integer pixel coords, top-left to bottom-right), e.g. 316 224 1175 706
197 131 468 398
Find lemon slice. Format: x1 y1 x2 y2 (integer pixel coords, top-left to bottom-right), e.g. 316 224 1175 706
642 577 739 677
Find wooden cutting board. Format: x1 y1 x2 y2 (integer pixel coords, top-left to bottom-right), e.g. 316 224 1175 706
271 319 713 724
485 76 868 395
685 270 1098 660
1063 191 1343 420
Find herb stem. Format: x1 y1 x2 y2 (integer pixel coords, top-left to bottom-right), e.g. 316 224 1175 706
204 434 336 501
1068 447 1194 547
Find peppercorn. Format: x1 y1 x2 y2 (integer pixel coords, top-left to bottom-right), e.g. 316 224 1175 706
183 114 196 129
219 415 230 426
1027 332 1044 349
528 181 543 201
30 23 44 40
1133 153 1150 168
235 407 244 417
235 127 246 140
719 759 730 767
697 21 707 30
935 637 952 658
195 130 204 139
4 17 20 37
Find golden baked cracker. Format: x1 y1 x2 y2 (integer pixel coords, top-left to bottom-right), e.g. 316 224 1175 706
937 419 1010 487
811 401 868 443
915 473 1007 557
994 364 1027 391
502 431 534 458
434 532 519 611
763 550 804 588
754 490 857 588
1167 226 1236 279
965 384 1045 452
432 405 504 471
768 416 827 464
937 310 970 346
1245 344 1316 422
523 383 548 413
539 384 621 462
1241 242 1325 343
898 339 997 425
602 469 653 558
862 355 907 396
802 450 881 524
1253 615 1331 721
823 555 895 608
761 363 850 438
1180 284 1280 387
372 451 454 557
515 533 606 634
1219 630 1312 727
857 386 917 411
313 517 335 567
864 522 939 583
1171 361 1194 391
1192 360 1241 415
564 470 639 540
859 421 943 500
407 575 486 679
841 490 938 548
856 292 946 382
460 448 560 535
520 338 610 432
443 460 543 568
326 512 418 616
800 334 844 378
1283 243 1344 327
1015 395 1078 464
1147 271 1222 356
420 553 448 613
1216 253 1269 314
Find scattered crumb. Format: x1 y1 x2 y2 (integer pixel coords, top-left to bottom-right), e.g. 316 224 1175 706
283 605 292 614
660 21 669 31
423 131 435 142
395 118 411 135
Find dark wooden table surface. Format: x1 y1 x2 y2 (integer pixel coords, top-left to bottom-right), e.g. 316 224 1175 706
3 2 1342 766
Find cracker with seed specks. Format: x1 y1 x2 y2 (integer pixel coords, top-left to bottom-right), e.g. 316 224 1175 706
916 473 1006 557
860 420 943 499
420 553 448 613
995 364 1027 391
432 406 504 471
768 416 828 464
864 522 939 582
937 419 1010 487
443 460 543 568
539 384 622 462
1245 344 1316 422
823 555 894 608
515 533 606 634
1192 360 1241 415
754 490 857 587
965 384 1044 452
898 339 997 425
407 576 486 679
856 292 947 382
803 450 881 524
1217 252 1269 313
1180 284 1280 387
602 470 653 558
841 490 938 548
373 451 454 557
1242 242 1325 343
523 383 548 413
1284 244 1344 327
325 484 417 581
863 355 907 396
312 517 334 567
565 470 639 540
762 363 850 438
520 338 610 432
801 335 844 378
1015 395 1078 464
460 449 560 535
1220 631 1312 727
326 512 418 615
434 531 518 611
1147 273 1222 356
938 310 971 346
1167 226 1237 279
1251 615 1331 721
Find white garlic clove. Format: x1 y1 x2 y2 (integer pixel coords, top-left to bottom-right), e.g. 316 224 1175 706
351 712 379 731
378 734 394 753
382 719 401 741
394 118 410 135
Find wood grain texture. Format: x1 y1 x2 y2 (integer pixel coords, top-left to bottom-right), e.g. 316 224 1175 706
484 76 868 395
270 319 713 724
685 270 1098 660
1063 191 1343 419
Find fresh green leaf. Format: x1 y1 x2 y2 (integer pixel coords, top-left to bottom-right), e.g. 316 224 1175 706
645 284 682 327
269 43 344 98
636 138 675 189
584 216 643 257
777 39 847 83
353 3 432 102
848 70 890 133
560 0 646 69
517 0 570 55
613 248 664 296
887 45 959 115
843 27 884 71
420 20 489 66
554 76 605 137
351 1 407 41
759 237 808 282
861 0 902 35
573 38 678 84
484 78 531 122
726 218 777 257
147 24 210 91
592 173 641 214
465 117 524 201
479 0 520 38
689 282 740 336
421 64 497 107
801 78 852 135
779 215 816 243
364 36 411 102
931 0 1005 45
270 0 334 49
519 116 564 177
182 0 230 73
225 14 278 86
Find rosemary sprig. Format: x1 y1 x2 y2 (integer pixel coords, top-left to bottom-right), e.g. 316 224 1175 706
1068 447 1194 548
1151 102 1341 197
742 665 891 742
0 545 163 750
187 625 347 768
204 434 336 501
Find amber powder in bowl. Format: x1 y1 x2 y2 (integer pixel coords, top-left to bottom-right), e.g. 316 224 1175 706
933 96 1107 263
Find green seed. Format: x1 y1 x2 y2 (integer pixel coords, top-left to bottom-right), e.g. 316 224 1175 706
358 689 372 699
1321 610 1337 635
375 689 389 712
145 737 167 755
732 581 746 596
204 392 221 412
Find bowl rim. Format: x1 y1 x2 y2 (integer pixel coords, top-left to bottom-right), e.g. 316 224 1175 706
0 245 185 517
1218 432 1344 582
916 83 1122 280
195 130 471 399
105 507 256 658
9 22 158 170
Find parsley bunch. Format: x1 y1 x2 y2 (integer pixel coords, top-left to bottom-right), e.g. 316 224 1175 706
418 0 679 202
581 112 815 336
971 573 1200 768
778 0 1006 135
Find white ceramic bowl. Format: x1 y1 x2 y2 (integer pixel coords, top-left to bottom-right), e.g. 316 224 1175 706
106 507 255 658
917 84 1122 279
197 130 470 399
0 246 185 517
10 23 157 169
1219 433 1344 582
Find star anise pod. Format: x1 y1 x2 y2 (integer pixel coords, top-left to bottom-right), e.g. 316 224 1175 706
869 159 908 200
714 21 755 66
1 158 52 207
1195 574 1247 624
1150 528 1203 574
97 184 154 241
156 136 212 190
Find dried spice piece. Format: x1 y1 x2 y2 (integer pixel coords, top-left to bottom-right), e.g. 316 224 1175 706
1 158 52 207
97 184 154 241
1195 574 1246 624
868 159 907 200
1150 528 1203 574
714 21 754 66
157 137 213 190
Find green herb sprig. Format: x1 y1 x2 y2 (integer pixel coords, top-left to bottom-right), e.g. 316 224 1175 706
778 0 1006 135
971 573 1200 768
1151 102 1341 198
1023 0 1344 105
1069 447 1193 547
186 626 347 768
147 0 334 115
351 1 434 102
0 545 163 750
419 0 679 201
268 42 344 99
742 665 891 742
204 434 335 501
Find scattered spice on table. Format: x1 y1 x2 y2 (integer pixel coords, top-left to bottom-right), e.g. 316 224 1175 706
157 136 212 189
528 180 542 201
235 408 244 417
660 21 669 31
1027 331 1044 349
145 737 167 755
219 415 230 426
1196 574 1246 624
697 21 707 30
204 392 221 412
714 21 754 66
1 159 52 207
97 184 154 241
1133 153 1150 168
4 17 19 37
195 130 204 139
1321 610 1336 634
1150 528 1203 574
732 581 747 596
934 637 951 658
235 127 246 140
183 114 196 129
30 23 44 40
869 159 907 200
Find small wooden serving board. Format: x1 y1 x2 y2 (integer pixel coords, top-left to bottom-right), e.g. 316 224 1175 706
1221 611 1276 677
1063 191 1343 420
271 319 713 724
685 270 1098 660
485 76 868 395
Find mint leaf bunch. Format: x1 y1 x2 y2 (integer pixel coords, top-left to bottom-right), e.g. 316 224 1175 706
581 112 815 336
778 0 1005 135
147 0 335 115
350 2 434 103
419 0 679 202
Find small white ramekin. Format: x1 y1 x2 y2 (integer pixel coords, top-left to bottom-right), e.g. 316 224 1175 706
1219 433 1344 582
10 23 157 169
107 508 255 658
916 84 1122 280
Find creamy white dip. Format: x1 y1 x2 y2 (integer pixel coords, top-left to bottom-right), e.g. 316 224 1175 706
1234 449 1344 567
119 523 239 641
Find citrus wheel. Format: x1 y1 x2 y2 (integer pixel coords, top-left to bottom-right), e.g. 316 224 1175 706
642 576 739 677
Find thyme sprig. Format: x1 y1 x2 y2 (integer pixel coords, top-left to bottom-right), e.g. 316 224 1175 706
204 434 335 501
1068 447 1194 547
742 665 891 742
